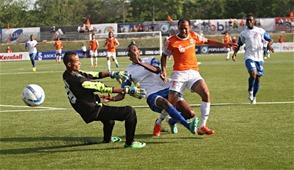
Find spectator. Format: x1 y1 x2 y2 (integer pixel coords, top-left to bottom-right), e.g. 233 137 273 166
6 46 12 53
233 19 238 29
278 36 284 43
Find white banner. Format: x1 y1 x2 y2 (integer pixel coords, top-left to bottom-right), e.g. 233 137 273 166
2 27 40 43
0 52 30 61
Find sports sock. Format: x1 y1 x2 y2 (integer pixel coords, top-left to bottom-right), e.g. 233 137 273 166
90 57 93 65
253 81 260 97
166 106 189 129
31 59 35 67
200 101 210 128
95 57 98 65
107 60 111 71
226 53 230 59
248 77 255 92
156 110 168 125
58 55 61 62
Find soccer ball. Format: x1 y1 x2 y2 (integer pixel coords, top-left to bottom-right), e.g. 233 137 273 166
22 84 45 106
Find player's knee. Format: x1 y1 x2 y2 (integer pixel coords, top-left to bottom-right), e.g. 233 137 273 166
156 97 171 109
125 106 137 121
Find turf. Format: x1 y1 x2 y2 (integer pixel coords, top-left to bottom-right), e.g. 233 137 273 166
0 52 293 169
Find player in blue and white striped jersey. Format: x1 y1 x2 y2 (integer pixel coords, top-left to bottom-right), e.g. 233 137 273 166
232 13 274 104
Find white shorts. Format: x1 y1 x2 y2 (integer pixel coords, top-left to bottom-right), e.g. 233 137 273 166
56 49 62 54
169 69 203 94
90 50 98 57
226 47 231 52
106 51 116 59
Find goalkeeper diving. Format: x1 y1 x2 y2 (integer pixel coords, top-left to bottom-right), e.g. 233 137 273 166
104 41 199 136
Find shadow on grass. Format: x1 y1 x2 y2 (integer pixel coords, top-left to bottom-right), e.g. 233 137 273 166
0 133 168 155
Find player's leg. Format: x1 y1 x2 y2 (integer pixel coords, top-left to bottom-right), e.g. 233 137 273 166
58 50 62 63
94 50 98 67
97 105 145 148
246 59 257 103
112 52 119 68
89 50 94 67
106 52 111 72
226 48 230 60
191 78 215 135
175 100 195 119
30 53 36 71
155 96 198 134
251 61 264 104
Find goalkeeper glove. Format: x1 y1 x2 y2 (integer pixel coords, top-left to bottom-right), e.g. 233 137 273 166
110 71 129 84
124 85 146 99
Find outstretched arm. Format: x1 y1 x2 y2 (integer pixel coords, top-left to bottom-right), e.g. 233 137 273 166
129 53 161 74
160 53 168 83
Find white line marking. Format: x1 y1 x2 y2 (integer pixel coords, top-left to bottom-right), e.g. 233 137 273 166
1 101 293 113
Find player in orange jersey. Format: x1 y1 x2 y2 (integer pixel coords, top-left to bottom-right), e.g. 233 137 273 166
54 37 63 63
222 31 232 60
161 19 236 136
89 34 99 67
104 31 120 72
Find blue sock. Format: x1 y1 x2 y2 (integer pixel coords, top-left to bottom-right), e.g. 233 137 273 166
248 77 255 91
166 106 189 129
253 81 260 97
31 59 35 67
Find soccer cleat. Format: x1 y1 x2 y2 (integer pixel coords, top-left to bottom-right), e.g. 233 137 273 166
197 126 215 135
102 136 122 143
153 119 162 136
32 67 36 72
115 63 119 68
166 118 178 134
248 91 253 102
189 117 199 134
251 97 256 104
124 141 146 148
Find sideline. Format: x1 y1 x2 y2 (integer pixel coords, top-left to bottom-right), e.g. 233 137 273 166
1 101 293 113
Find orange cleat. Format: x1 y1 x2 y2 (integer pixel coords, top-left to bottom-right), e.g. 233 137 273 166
197 126 215 135
153 119 162 136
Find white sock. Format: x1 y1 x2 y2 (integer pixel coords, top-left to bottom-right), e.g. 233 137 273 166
95 57 98 65
200 101 210 128
58 55 61 62
226 53 230 59
115 59 119 65
90 58 93 65
156 110 168 125
107 60 111 71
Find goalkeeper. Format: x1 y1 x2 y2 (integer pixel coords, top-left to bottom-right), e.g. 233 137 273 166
62 51 146 148
104 42 198 136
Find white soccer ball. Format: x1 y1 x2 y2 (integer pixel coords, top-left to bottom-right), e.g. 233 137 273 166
22 84 45 106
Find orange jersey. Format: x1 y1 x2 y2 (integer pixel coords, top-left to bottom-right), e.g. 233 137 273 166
54 40 62 50
90 39 99 50
163 32 207 71
105 37 119 52
222 35 232 44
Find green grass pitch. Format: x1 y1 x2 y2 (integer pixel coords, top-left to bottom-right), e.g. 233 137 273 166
0 52 293 169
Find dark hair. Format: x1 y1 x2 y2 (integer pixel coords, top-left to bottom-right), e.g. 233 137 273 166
246 13 255 19
63 51 77 65
178 19 191 26
127 40 137 52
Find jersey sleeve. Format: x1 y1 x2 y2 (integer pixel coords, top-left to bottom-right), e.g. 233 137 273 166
78 70 101 79
264 32 271 41
190 32 207 44
82 81 113 93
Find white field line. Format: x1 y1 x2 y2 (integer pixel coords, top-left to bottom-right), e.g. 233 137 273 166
1 101 293 113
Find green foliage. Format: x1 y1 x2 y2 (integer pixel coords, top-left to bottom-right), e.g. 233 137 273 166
0 0 292 28
0 53 293 169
